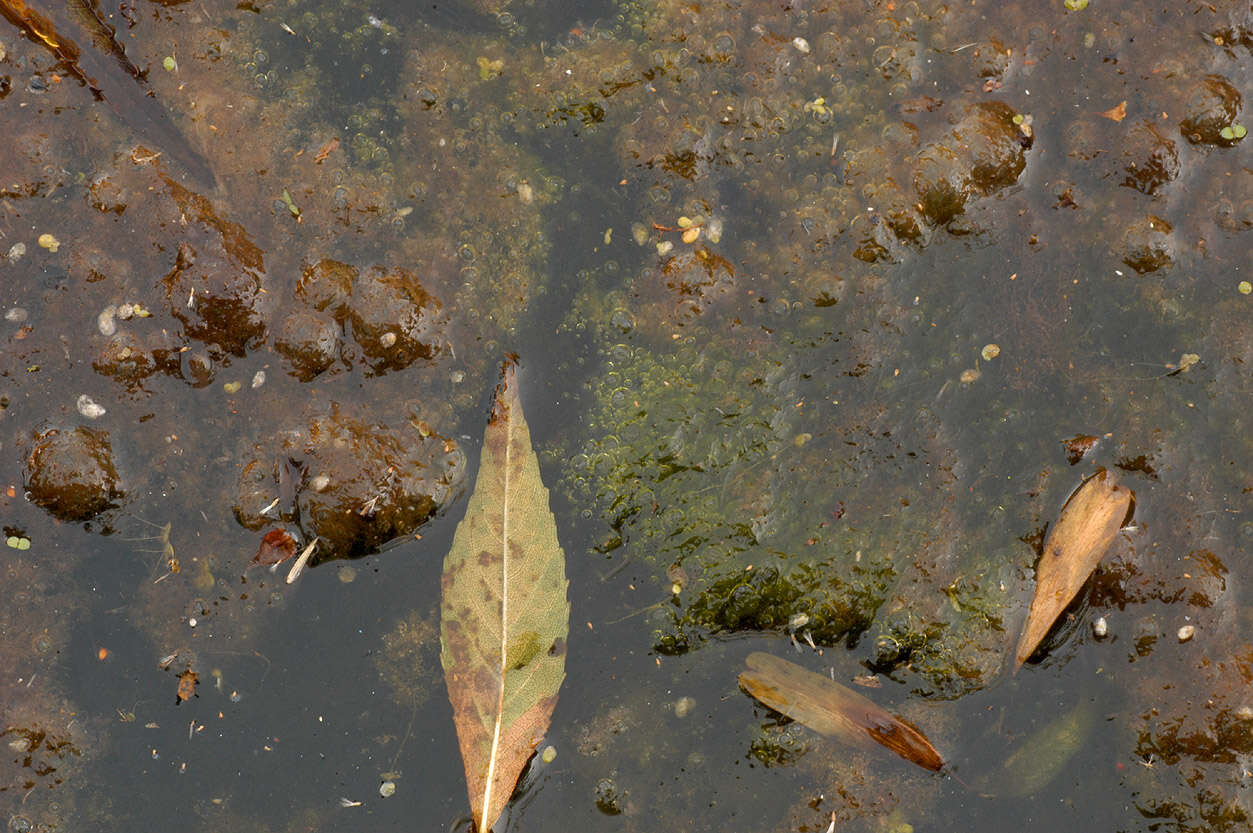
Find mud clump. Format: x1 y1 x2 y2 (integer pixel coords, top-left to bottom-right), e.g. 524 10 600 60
1178 75 1242 146
1121 215 1175 274
233 408 465 558
163 241 270 356
274 309 343 381
348 264 445 372
913 101 1030 225
1121 121 1179 196
24 427 124 521
630 247 738 340
278 259 448 379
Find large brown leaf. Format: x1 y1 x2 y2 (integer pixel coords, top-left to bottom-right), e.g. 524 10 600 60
1014 468 1133 670
739 651 944 771
440 358 570 832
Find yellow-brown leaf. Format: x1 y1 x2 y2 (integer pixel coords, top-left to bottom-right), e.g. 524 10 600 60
739 651 943 771
1014 468 1133 670
440 358 570 832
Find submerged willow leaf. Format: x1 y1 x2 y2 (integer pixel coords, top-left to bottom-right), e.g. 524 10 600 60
1014 468 1133 670
440 358 570 832
739 652 944 771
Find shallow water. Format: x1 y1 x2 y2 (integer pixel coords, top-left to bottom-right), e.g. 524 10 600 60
1 1 1251 831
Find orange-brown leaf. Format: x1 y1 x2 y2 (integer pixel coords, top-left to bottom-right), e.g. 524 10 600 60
739 652 944 771
251 528 296 567
1099 100 1127 121
314 137 340 164
1014 468 1133 670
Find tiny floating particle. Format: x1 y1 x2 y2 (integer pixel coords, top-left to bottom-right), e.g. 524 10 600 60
959 368 981 384
981 343 1000 361
1172 353 1199 374
76 394 106 419
7 243 25 263
792 36 811 54
251 370 266 389
656 240 674 256
681 226 701 244
162 56 177 72
631 222 649 246
674 696 696 718
222 381 242 394
517 181 534 204
5 307 27 322
1238 280 1251 295
379 781 396 798
339 797 363 808
1092 616 1108 638
37 233 60 253
541 745 557 763
1177 625 1195 643
379 331 397 349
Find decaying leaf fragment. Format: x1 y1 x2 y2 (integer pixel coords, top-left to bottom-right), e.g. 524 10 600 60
1014 468 1133 670
440 358 570 832
739 652 944 771
175 668 198 703
251 528 297 568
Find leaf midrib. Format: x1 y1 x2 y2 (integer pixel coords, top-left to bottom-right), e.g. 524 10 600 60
481 413 512 826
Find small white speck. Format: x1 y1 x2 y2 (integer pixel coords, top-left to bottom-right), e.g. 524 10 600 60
1092 616 1108 638
1177 625 1195 642
251 370 266 389
188 617 198 628
792 36 811 54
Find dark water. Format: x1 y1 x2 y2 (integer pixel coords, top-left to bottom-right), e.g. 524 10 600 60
1 0 1251 831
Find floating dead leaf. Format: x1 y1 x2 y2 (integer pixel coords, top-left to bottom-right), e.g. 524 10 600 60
440 357 570 832
1014 468 1133 670
1099 100 1127 122
739 652 944 771
251 528 297 567
176 669 198 703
